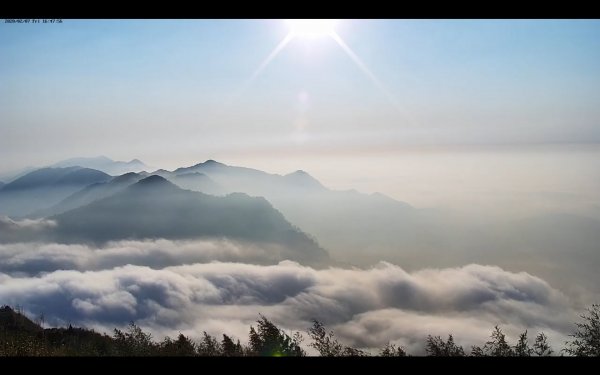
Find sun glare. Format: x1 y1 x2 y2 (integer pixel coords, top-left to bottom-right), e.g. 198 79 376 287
286 19 338 38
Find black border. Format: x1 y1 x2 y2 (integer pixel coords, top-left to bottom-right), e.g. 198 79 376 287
1 2 600 19
0 356 590 373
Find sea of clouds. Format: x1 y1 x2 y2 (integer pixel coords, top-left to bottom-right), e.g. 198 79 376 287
0 234 581 354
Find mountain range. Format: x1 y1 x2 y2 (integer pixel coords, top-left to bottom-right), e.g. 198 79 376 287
49 175 328 265
51 156 152 176
0 167 112 217
1 157 599 283
0 156 152 184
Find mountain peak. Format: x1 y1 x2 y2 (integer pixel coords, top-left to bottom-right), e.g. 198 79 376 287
202 159 225 167
290 169 308 175
111 172 140 184
127 174 180 193
135 175 171 186
284 169 325 190
175 159 226 174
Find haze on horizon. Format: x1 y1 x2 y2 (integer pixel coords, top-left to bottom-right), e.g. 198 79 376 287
1 19 600 355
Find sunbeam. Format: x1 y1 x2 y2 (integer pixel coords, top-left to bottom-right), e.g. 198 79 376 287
230 20 415 124
247 33 295 89
226 33 294 105
330 32 413 121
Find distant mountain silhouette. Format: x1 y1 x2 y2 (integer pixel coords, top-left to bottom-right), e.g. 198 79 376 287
0 166 38 184
31 172 145 218
6 158 597 281
13 161 420 264
148 169 224 196
0 181 4 189
163 160 419 261
50 176 329 265
52 156 152 176
1 167 109 191
283 170 325 190
0 167 112 217
172 160 326 196
171 172 224 195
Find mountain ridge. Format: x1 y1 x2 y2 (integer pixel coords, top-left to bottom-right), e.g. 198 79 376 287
51 156 152 176
49 175 330 266
0 168 112 218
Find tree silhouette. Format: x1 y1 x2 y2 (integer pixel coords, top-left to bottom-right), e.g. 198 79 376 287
425 334 465 356
482 326 514 356
197 331 222 356
470 345 485 357
379 342 407 357
5 303 600 357
307 320 370 356
248 315 305 356
514 330 533 357
564 304 600 356
160 333 197 356
533 332 553 356
113 322 155 356
221 334 244 356
307 320 343 356
340 347 370 356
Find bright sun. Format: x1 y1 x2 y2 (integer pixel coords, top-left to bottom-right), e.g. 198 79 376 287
286 19 338 38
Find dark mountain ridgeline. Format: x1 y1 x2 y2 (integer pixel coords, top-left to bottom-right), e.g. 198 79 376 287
0 167 37 184
50 175 329 265
0 167 109 191
161 160 422 262
0 167 112 218
31 172 145 218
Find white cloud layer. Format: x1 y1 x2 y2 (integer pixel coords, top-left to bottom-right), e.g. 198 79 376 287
0 239 581 354
0 239 288 274
0 216 57 242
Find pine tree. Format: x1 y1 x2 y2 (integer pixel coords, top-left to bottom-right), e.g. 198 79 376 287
564 304 600 356
483 326 514 356
379 342 407 357
247 315 305 356
197 331 222 356
222 334 244 356
425 334 465 356
307 320 343 356
514 330 533 357
533 332 553 356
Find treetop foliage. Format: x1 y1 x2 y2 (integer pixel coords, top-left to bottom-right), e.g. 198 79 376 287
1 304 599 356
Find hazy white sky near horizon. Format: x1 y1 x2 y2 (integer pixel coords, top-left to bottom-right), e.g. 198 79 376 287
215 144 600 217
1 19 600 216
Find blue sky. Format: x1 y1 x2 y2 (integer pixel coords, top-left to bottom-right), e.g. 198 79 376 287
1 19 600 173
